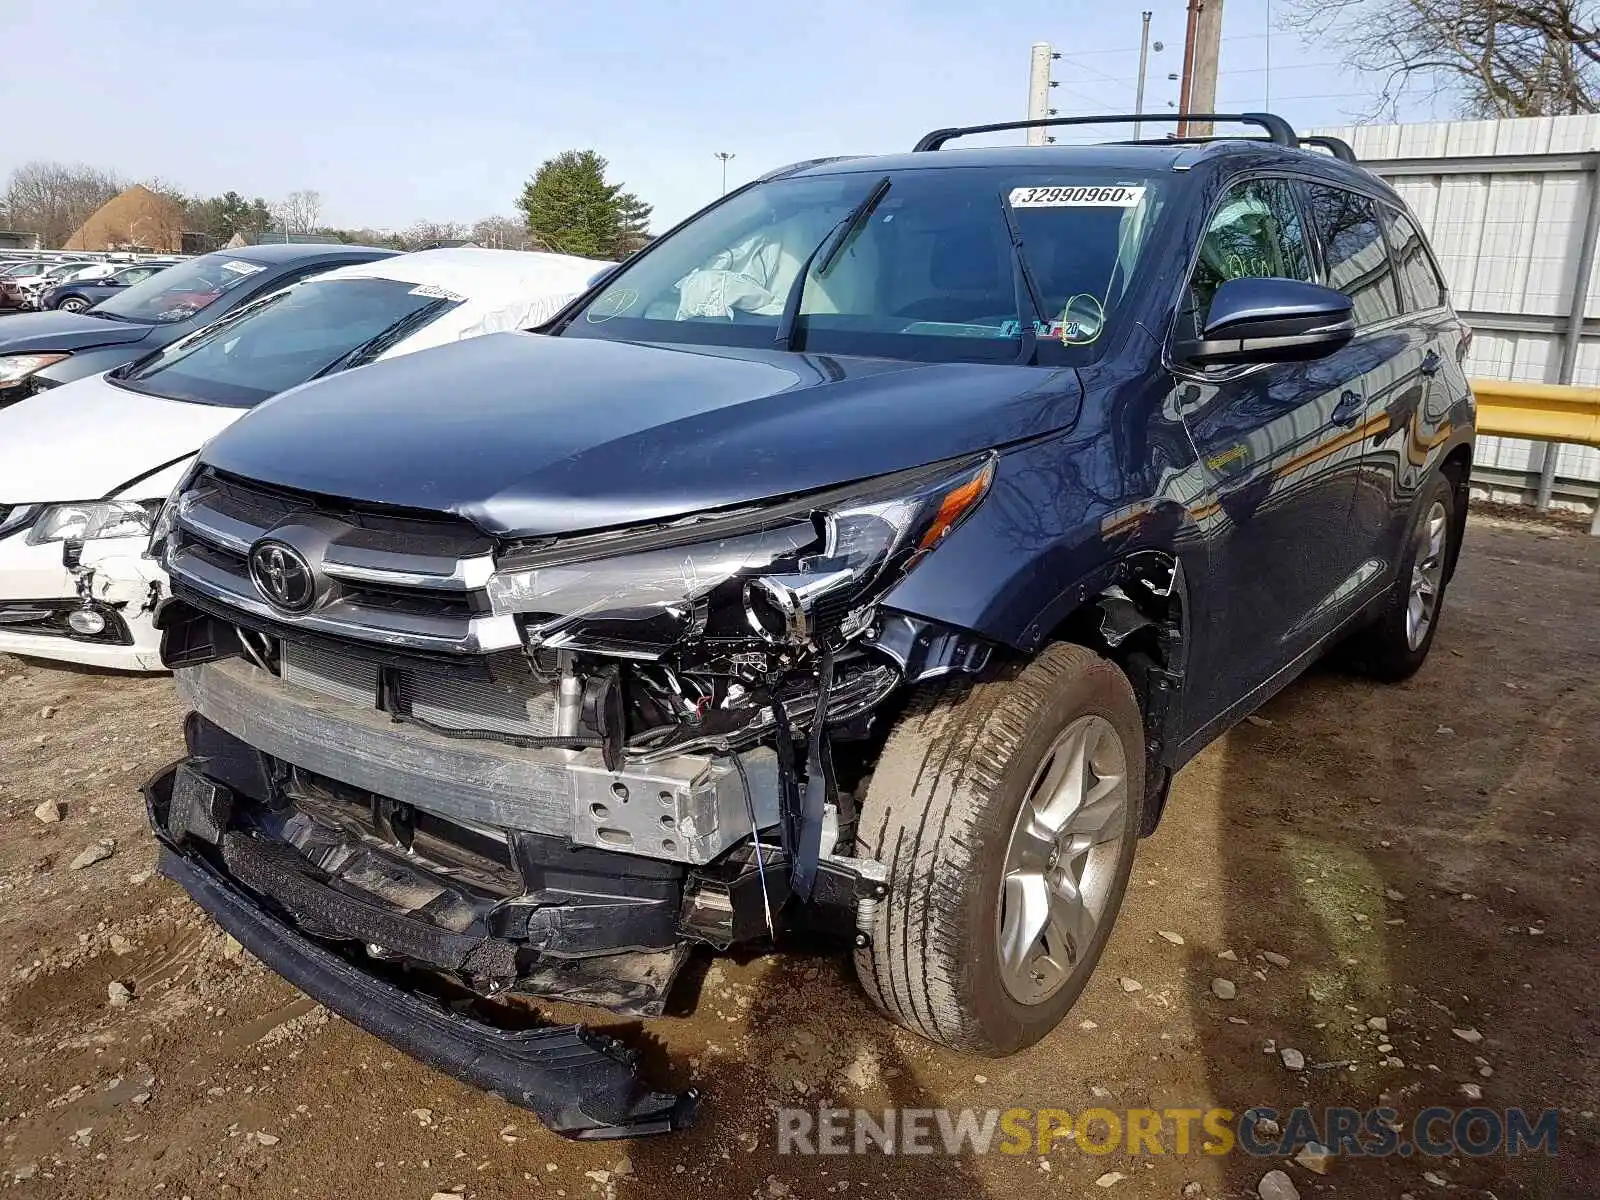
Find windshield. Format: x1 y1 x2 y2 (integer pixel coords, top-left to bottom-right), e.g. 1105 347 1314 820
113 276 460 407
95 255 269 324
564 165 1169 363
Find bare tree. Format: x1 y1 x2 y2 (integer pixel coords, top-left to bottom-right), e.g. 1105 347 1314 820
469 215 532 250
272 188 323 234
1284 0 1600 117
4 161 125 247
399 219 469 250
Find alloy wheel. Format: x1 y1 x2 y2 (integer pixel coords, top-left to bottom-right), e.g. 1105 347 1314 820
1405 500 1448 650
996 714 1131 1006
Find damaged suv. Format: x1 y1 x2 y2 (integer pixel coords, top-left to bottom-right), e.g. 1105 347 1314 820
143 114 1475 1137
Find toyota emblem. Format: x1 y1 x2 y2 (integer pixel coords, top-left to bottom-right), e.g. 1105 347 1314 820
248 540 316 613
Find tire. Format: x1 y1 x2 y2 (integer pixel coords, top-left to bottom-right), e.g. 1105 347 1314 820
852 643 1144 1055
1347 472 1458 682
57 295 89 313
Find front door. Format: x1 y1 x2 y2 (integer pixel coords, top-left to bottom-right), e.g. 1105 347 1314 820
1172 176 1373 734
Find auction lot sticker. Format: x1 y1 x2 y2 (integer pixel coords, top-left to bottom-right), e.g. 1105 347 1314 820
1009 185 1146 207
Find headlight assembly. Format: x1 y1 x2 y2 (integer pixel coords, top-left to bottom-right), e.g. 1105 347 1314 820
26 500 156 546
0 352 70 386
486 455 995 657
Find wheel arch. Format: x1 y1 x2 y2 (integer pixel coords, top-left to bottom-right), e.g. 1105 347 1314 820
1034 548 1192 836
1439 440 1472 582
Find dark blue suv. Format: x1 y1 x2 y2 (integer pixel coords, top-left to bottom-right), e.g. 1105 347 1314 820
144 114 1474 1137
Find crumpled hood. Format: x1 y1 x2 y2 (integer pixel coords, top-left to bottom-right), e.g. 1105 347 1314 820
0 310 155 354
0 372 241 503
198 331 1082 537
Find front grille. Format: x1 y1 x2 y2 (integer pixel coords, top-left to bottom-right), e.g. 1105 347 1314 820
165 469 517 654
280 642 557 737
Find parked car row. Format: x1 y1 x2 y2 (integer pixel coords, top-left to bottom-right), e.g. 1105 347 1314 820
0 255 183 312
0 114 1478 1141
0 245 611 668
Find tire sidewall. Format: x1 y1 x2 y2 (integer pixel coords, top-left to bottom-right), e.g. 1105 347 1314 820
958 658 1144 1052
1379 472 1458 671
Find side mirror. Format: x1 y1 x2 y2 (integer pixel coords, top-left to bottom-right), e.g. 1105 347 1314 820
1177 277 1354 367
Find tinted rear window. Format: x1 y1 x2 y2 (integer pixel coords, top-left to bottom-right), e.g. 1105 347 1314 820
93 256 269 324
1385 210 1447 311
1303 186 1402 326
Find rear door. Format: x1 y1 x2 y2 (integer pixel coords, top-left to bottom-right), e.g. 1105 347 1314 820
1173 175 1373 729
1360 206 1463 564
1300 185 1428 589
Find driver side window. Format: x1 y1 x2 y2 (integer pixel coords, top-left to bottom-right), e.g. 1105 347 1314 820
1187 178 1311 328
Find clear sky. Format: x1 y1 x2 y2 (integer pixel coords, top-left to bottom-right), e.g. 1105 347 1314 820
3 0 1444 234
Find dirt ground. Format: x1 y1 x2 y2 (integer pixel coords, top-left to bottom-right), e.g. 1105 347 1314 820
0 513 1595 1200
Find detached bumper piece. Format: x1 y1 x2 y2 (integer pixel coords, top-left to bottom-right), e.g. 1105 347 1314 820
146 764 697 1139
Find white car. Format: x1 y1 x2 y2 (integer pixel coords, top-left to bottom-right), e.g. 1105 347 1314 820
0 248 611 671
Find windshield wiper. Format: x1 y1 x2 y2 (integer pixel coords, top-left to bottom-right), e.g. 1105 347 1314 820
315 300 454 378
999 197 1048 366
774 175 892 352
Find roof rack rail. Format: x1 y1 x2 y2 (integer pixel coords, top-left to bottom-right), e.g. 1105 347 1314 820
1298 135 1357 163
912 112 1298 153
1106 133 1358 163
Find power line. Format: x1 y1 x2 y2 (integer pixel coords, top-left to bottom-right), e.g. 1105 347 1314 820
1217 90 1370 102
1060 56 1136 87
1055 31 1279 60
1055 85 1125 112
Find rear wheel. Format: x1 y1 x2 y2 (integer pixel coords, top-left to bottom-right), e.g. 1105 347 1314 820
57 295 89 313
1347 473 1458 681
852 643 1143 1054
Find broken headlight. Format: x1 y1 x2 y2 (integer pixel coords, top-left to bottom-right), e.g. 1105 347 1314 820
26 500 156 546
486 455 995 657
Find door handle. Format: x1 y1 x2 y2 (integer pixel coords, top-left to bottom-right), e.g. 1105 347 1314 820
1420 349 1442 377
1331 389 1364 427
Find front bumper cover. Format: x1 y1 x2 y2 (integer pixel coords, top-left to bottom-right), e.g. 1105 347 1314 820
148 766 699 1139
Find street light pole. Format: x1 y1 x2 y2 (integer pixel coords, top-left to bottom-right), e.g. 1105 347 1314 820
714 151 736 194
1135 12 1153 141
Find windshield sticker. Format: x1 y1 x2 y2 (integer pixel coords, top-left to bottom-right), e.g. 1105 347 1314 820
1009 185 1147 208
1056 293 1107 345
408 283 465 301
221 260 267 277
585 287 638 323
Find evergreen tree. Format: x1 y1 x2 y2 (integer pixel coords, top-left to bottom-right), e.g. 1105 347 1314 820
516 150 652 259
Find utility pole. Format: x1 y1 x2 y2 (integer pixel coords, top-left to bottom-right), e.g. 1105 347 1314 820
714 151 736 194
1026 42 1057 145
1187 0 1225 136
1134 12 1154 141
1177 0 1201 136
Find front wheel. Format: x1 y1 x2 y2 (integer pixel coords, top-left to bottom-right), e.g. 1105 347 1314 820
56 296 89 313
1347 473 1459 681
852 643 1143 1055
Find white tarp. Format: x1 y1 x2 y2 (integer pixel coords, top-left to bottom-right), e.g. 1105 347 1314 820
308 247 615 358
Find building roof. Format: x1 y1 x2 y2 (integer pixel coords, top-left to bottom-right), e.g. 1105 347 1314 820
64 185 186 253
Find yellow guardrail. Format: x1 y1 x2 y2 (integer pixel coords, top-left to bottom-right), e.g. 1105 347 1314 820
1469 378 1600 448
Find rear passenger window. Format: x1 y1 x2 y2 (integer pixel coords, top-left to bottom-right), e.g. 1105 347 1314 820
1189 178 1311 320
1305 186 1402 325
1385 210 1447 311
